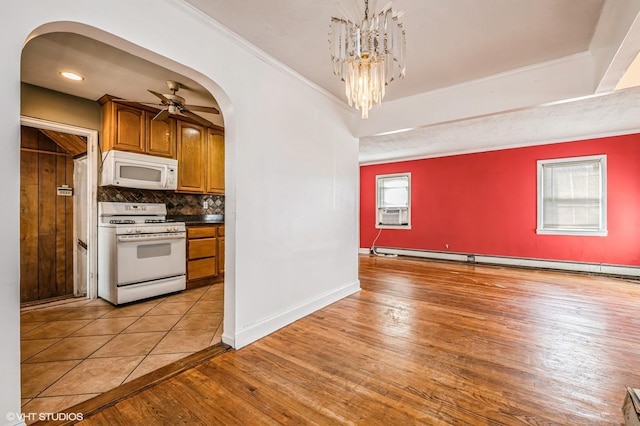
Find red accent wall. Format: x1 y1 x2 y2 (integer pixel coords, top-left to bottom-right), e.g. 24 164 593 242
360 134 640 266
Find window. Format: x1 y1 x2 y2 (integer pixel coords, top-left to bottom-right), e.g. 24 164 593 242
376 173 411 228
537 155 607 236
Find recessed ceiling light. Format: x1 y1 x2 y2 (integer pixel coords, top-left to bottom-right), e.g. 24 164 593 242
59 71 84 81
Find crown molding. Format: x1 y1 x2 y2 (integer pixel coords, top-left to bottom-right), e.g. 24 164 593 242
162 0 351 113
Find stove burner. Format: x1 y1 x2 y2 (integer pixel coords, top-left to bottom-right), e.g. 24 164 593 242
110 219 136 224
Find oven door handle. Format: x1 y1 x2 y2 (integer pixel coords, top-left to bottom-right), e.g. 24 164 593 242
117 233 185 243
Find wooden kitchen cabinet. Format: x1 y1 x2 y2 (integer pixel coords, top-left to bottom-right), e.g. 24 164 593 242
99 95 177 158
177 122 225 194
147 115 176 158
206 129 225 194
177 121 207 193
100 99 146 153
99 95 225 193
186 225 223 288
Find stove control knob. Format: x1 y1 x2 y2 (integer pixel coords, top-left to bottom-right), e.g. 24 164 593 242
126 228 134 234
135 228 142 233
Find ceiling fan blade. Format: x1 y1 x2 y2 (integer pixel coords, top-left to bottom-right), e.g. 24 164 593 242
181 109 214 127
148 90 170 103
184 104 220 114
153 109 170 121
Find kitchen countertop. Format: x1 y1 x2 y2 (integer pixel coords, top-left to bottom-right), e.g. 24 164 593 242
168 215 224 225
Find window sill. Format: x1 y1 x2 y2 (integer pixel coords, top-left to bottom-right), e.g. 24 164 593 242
376 224 412 230
536 229 608 237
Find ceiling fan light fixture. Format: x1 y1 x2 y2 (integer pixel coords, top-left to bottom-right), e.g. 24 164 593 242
59 71 84 81
329 0 406 119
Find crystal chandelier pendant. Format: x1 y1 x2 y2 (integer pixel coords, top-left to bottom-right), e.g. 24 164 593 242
329 0 406 119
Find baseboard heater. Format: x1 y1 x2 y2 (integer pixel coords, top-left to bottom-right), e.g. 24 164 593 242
366 247 640 279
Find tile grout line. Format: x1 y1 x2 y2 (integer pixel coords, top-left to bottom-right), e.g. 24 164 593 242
118 289 208 385
24 299 148 401
21 284 222 412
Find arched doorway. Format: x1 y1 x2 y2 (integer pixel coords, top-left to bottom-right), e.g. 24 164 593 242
18 25 235 415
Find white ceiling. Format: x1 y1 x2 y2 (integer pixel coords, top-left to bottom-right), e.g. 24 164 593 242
184 0 605 102
20 0 640 163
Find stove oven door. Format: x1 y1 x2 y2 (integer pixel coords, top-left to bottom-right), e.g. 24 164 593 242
116 233 186 285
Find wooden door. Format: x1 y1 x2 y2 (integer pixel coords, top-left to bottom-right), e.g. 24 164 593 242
206 130 225 194
20 127 75 303
177 121 206 192
147 113 176 158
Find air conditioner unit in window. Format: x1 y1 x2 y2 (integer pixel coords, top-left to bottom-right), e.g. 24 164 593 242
379 208 408 225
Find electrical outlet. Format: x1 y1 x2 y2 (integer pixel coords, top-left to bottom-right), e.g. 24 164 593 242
203 201 209 209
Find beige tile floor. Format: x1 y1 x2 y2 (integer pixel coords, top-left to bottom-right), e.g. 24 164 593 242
20 283 223 418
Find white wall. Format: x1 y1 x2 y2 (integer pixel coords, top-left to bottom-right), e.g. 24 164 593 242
3 0 359 422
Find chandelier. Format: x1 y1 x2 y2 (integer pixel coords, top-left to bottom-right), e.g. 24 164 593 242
329 0 406 119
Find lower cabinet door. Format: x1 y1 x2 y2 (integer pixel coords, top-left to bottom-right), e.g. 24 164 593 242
188 238 217 260
187 258 217 281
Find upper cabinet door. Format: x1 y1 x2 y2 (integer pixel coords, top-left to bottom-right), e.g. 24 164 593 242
147 114 176 158
112 103 145 153
206 129 225 194
177 121 206 193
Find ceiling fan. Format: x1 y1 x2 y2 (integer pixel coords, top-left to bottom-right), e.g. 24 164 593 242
120 80 220 127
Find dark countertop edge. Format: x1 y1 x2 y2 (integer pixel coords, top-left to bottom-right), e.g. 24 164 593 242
167 215 224 225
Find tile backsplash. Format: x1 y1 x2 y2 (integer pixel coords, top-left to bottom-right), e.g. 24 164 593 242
97 186 224 216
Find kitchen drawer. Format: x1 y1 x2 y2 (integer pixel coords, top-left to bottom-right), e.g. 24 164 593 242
187 226 216 239
217 226 225 237
188 258 217 281
188 238 216 260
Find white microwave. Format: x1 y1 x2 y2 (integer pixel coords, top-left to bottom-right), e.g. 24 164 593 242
101 150 178 190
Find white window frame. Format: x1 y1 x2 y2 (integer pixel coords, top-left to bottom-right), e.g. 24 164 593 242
536 154 607 236
375 172 411 229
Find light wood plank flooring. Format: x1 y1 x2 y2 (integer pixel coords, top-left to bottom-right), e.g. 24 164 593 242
71 255 640 425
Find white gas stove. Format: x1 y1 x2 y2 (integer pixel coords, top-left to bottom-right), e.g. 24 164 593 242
98 202 186 305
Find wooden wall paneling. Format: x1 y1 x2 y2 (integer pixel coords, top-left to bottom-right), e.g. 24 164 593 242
39 129 87 157
66 155 74 295
20 148 39 303
55 155 66 297
38 150 56 300
38 128 62 153
20 126 76 303
54 154 74 298
21 126 39 149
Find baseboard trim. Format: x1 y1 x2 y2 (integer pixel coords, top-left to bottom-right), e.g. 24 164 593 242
365 247 640 278
221 333 235 348
233 280 361 349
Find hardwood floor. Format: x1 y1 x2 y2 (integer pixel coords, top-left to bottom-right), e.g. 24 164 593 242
71 255 640 425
